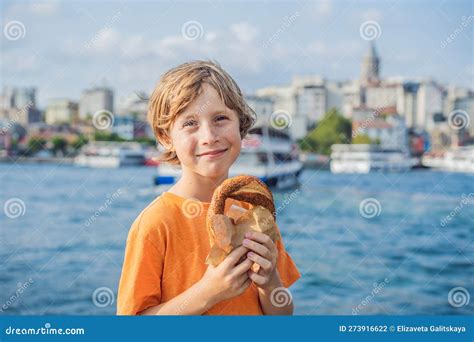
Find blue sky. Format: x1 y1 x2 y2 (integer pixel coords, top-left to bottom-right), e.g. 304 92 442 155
1 0 473 108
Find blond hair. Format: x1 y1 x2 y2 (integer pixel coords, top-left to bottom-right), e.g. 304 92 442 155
147 60 256 165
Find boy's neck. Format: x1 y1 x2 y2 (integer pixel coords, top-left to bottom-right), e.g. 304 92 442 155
169 171 229 203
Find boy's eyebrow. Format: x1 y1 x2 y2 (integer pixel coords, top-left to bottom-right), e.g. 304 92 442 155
179 108 228 121
179 113 196 121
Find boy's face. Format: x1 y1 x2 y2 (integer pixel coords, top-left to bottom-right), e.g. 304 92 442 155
169 83 242 180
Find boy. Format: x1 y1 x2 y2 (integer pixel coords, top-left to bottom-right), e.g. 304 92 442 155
117 60 301 315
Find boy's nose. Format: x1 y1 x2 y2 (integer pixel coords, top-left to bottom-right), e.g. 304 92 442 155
200 122 219 144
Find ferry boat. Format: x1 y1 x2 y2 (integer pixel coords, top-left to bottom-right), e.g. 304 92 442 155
154 126 303 189
330 144 415 173
74 142 145 168
422 146 474 173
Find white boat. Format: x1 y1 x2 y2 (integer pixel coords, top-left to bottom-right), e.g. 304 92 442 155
74 142 145 168
154 126 303 189
422 146 474 173
330 144 415 173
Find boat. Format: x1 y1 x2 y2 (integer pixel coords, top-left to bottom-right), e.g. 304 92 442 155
74 142 145 168
422 146 474 173
154 126 304 189
144 150 161 167
300 152 330 169
330 144 416 173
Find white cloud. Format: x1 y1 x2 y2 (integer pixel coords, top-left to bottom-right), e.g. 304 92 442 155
6 2 60 17
204 31 217 42
306 41 328 55
303 0 333 21
29 2 61 15
361 8 383 22
312 0 333 17
230 22 259 44
4 49 38 70
120 34 156 59
90 28 121 52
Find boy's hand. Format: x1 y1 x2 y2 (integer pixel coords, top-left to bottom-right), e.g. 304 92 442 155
200 246 253 307
242 231 279 290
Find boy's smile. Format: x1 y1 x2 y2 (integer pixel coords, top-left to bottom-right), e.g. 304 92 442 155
197 148 228 158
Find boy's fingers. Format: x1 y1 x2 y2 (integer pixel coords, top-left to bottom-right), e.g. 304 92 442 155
231 258 253 277
246 231 270 244
239 278 252 292
236 272 250 286
243 239 271 259
246 232 277 253
248 270 266 285
247 252 272 271
221 246 249 268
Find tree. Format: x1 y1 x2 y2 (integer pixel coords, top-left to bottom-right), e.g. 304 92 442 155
352 134 372 144
300 108 352 155
352 134 381 145
51 136 68 156
26 137 47 156
72 135 89 150
93 131 126 142
134 136 156 146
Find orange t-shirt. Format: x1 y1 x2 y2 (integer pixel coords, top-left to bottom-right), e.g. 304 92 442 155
116 191 301 315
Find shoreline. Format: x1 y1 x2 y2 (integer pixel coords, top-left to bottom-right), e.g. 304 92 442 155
0 156 75 165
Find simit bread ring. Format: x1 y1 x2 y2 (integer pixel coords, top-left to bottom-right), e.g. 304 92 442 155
205 175 280 268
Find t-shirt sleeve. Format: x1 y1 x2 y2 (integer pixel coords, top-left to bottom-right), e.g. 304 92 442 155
116 212 166 315
274 223 301 288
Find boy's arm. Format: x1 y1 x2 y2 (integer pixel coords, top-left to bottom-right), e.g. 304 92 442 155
139 280 215 315
257 270 294 315
140 246 253 315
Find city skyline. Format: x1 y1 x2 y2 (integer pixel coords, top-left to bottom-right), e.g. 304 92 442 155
1 0 472 108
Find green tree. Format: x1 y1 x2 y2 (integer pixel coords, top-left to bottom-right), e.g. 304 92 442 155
300 108 352 155
352 134 381 145
93 131 126 142
51 136 68 156
27 137 47 156
352 134 372 144
134 136 156 146
72 135 89 150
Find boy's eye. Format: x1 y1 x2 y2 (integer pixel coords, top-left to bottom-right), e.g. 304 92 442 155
216 115 229 121
183 120 197 128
